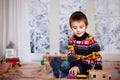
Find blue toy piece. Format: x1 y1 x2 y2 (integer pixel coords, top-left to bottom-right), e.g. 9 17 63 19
67 73 76 79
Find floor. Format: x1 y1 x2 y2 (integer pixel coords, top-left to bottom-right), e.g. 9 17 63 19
0 61 120 80
102 61 120 80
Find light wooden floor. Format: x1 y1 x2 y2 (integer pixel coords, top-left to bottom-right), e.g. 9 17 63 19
19 61 120 79
4 61 119 80
102 61 120 80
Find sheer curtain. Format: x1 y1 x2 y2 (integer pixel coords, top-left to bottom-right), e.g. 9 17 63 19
2 0 32 62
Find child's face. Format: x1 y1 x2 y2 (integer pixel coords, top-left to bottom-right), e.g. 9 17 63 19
71 20 87 37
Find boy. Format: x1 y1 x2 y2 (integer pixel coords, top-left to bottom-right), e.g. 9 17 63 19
50 11 102 78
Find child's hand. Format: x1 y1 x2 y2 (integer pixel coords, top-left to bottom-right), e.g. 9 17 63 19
69 66 80 76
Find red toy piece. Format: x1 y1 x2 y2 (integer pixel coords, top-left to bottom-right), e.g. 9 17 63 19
5 58 21 67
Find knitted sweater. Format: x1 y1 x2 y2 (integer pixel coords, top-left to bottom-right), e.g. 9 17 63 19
67 32 102 68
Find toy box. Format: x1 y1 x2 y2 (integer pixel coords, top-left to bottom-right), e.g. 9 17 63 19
88 70 110 80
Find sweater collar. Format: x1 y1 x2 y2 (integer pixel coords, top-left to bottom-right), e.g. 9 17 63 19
73 32 88 41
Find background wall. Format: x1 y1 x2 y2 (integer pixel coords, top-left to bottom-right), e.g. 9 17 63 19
0 0 120 62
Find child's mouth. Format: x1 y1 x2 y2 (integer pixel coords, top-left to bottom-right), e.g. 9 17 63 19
76 33 81 35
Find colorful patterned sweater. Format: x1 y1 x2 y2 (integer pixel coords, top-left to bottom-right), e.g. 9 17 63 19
67 32 102 69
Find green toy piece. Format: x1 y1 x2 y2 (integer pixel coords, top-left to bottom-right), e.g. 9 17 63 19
40 60 44 65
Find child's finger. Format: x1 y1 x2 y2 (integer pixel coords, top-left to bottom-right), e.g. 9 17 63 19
74 70 77 76
69 69 73 74
77 68 80 73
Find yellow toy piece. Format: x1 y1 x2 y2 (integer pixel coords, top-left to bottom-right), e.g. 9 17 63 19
45 52 50 57
61 52 67 57
76 74 87 79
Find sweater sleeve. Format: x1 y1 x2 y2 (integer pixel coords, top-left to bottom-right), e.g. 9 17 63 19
67 37 78 67
88 36 102 69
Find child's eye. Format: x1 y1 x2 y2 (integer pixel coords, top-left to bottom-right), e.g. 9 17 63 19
73 27 77 29
72 26 77 29
79 26 84 29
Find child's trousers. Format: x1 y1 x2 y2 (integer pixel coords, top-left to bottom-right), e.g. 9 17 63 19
50 57 70 78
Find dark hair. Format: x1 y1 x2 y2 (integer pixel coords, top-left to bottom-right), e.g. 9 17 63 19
69 11 88 27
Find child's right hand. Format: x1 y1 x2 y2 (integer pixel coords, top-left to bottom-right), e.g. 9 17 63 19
69 66 80 76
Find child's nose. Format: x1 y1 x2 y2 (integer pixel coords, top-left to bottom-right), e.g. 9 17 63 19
77 28 80 31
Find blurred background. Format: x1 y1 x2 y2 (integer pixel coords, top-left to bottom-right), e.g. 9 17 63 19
0 0 120 62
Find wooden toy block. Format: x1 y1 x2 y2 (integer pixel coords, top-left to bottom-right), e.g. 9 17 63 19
88 70 110 80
